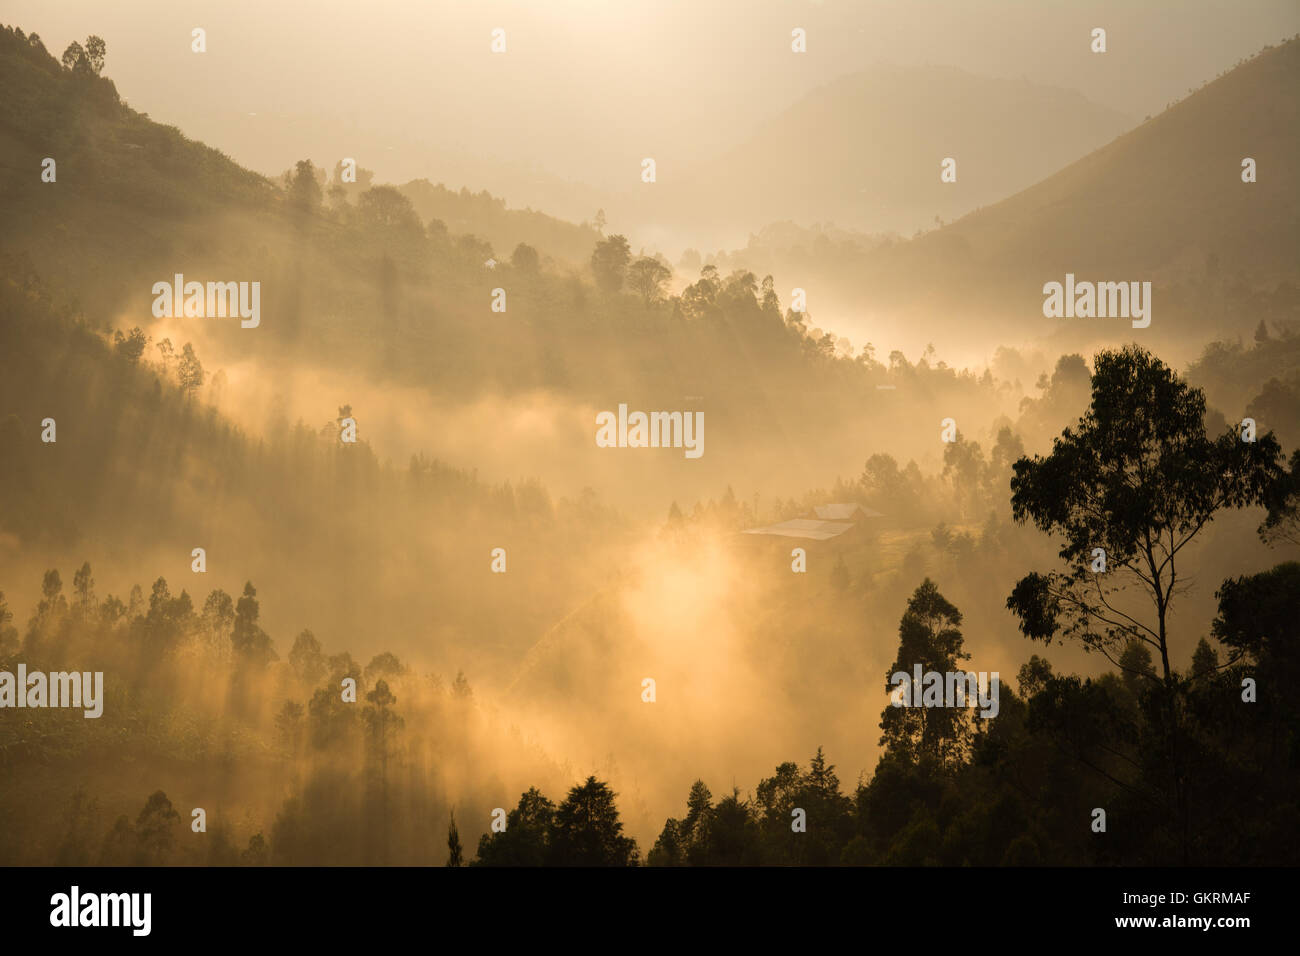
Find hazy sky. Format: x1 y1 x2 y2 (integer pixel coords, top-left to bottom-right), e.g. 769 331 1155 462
8 0 1296 204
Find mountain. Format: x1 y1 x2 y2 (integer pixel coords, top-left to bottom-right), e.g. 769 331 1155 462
841 38 1300 355
632 65 1133 248
0 27 277 322
396 178 601 268
0 25 600 322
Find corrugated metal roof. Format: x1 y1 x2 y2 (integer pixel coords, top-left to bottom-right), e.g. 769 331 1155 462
741 519 856 540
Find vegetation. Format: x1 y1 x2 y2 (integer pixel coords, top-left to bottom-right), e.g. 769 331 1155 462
1 22 1297 867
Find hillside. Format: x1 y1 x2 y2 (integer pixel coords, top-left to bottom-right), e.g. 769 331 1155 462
396 179 602 268
643 65 1132 246
847 37 1300 352
0 27 598 323
0 28 278 321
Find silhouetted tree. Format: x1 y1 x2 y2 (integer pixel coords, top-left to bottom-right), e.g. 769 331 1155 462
135 791 180 864
231 582 275 666
112 327 148 364
288 159 323 215
880 579 972 767
446 811 463 867
178 343 204 393
1007 346 1283 688
60 41 85 72
475 787 555 866
626 256 671 307
1261 449 1300 546
289 629 326 684
84 35 105 74
510 242 539 272
275 700 304 753
241 833 269 866
590 235 631 293
0 591 17 655
547 776 638 866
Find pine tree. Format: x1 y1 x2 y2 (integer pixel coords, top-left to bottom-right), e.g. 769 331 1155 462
446 811 463 867
547 777 639 866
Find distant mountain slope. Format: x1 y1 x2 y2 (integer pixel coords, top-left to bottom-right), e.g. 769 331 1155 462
397 178 600 268
0 26 277 318
642 65 1133 245
855 38 1300 339
0 24 600 319
951 38 1296 276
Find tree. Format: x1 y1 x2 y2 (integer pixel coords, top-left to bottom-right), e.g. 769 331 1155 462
1260 449 1300 546
200 590 235 657
138 577 194 656
860 452 925 518
178 343 204 394
879 579 972 767
590 235 631 293
1212 562 1300 663
288 159 323 217
547 776 639 866
135 791 180 864
1190 638 1220 679
626 256 671 307
680 780 713 864
113 327 148 364
755 762 802 826
289 629 326 684
363 680 403 769
363 679 404 863
988 426 1025 493
1006 346 1284 688
708 788 761 865
25 569 68 655
357 186 422 238
806 746 840 796
1007 346 1287 864
799 747 855 864
0 592 17 655
55 788 99 865
648 818 684 866
1117 637 1156 697
84 35 106 74
72 561 94 607
1212 562 1300 753
275 700 304 752
99 815 133 865
364 651 407 683
308 683 358 750
155 338 175 376
446 811 464 867
232 581 275 666
475 787 555 866
241 834 269 866
60 41 85 72
680 264 722 320
941 432 989 517
510 242 539 272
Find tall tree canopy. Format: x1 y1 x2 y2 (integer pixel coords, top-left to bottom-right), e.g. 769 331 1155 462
1006 345 1284 687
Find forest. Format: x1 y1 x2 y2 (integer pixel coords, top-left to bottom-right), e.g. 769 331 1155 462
1 20 1298 866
